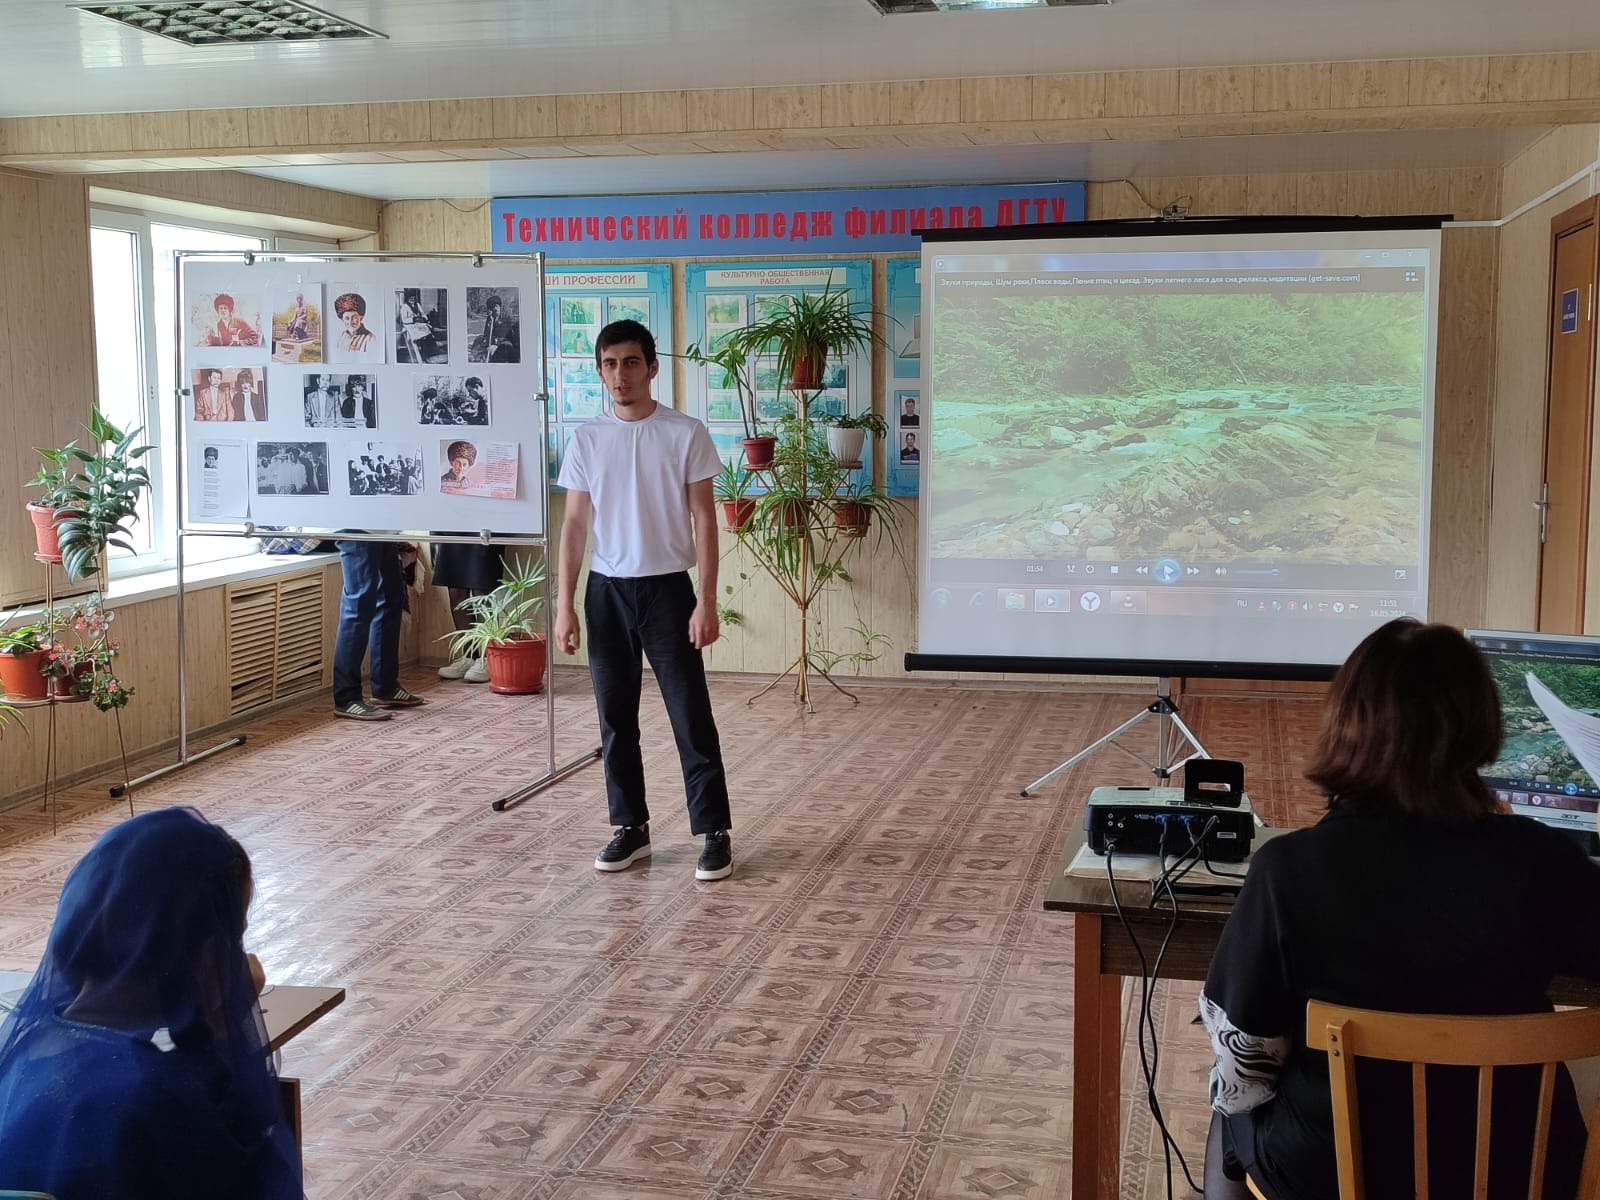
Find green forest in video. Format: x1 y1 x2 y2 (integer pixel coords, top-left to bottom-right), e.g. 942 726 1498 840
1483 657 1600 790
928 290 1426 563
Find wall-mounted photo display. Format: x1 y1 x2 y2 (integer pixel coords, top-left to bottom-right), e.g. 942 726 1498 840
302 373 377 429
271 285 322 363
190 366 267 422
327 285 385 365
395 287 448 364
190 289 263 349
254 442 329 496
467 286 521 363
182 257 546 533
885 258 922 498
439 437 519 499
414 375 490 426
347 442 423 497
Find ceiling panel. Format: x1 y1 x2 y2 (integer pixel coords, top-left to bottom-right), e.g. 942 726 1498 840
3 0 1598 118
235 127 1546 202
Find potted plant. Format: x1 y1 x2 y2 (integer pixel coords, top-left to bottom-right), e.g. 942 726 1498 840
683 338 775 468
0 619 51 702
713 460 757 532
443 555 549 695
28 411 154 580
41 596 132 710
724 285 882 392
823 409 889 468
830 481 900 538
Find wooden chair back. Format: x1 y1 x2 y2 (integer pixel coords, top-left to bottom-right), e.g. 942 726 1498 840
1304 1000 1600 1200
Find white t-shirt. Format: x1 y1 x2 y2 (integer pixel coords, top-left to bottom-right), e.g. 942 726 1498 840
558 404 723 578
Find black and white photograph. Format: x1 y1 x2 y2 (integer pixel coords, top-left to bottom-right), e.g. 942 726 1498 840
347 442 423 497
255 442 329 496
328 285 385 365
302 372 377 429
395 287 448 364
466 286 521 363
415 375 491 426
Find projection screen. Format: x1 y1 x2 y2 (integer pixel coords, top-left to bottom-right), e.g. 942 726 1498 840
910 217 1442 679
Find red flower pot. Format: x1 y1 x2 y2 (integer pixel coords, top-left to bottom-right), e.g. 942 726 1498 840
52 661 95 703
741 436 777 469
721 498 756 531
26 504 64 564
833 501 871 538
485 634 546 695
0 650 49 702
788 347 826 391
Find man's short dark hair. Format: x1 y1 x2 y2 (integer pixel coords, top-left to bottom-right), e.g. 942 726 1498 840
595 319 656 367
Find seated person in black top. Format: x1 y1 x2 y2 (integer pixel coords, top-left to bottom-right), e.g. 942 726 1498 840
1201 618 1600 1200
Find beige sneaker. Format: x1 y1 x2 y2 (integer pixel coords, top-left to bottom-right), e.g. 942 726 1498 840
438 656 473 680
464 659 490 684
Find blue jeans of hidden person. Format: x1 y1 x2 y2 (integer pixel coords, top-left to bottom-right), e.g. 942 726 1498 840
333 540 404 706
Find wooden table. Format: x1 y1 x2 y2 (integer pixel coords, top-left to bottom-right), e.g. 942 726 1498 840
259 984 345 1159
1042 828 1600 1200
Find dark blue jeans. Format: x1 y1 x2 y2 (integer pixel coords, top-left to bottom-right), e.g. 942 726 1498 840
585 571 731 835
333 540 404 706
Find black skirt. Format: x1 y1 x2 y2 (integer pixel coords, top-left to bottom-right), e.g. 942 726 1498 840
432 539 506 593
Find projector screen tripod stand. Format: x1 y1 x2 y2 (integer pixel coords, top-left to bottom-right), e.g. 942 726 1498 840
1019 677 1209 797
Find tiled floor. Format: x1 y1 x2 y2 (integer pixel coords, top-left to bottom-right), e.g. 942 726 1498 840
0 671 1327 1199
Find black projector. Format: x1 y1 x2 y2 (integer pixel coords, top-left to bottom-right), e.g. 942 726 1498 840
1084 770 1257 863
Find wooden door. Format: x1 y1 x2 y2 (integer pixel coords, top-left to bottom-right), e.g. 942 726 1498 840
1538 198 1600 633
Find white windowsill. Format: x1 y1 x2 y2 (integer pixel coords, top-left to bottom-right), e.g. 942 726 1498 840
5 552 341 625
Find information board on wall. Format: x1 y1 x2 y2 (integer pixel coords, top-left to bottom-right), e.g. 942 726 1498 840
542 263 673 483
885 257 922 497
684 260 873 485
180 257 546 535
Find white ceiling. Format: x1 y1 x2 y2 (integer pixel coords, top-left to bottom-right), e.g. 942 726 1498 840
4 0 1600 118
239 127 1548 200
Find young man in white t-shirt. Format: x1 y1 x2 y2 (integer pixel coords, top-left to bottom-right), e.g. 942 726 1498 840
555 320 734 881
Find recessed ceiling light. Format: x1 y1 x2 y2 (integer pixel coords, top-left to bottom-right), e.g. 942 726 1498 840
74 0 386 45
868 0 1109 11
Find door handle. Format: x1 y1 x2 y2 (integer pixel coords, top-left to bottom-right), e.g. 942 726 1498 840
1534 482 1550 544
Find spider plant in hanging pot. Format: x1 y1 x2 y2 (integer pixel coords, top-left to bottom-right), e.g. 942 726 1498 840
724 285 882 393
442 555 549 695
28 412 154 580
682 338 775 469
822 409 888 468
713 460 757 532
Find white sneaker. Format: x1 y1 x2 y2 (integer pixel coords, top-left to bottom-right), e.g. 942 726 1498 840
464 659 490 683
438 656 473 680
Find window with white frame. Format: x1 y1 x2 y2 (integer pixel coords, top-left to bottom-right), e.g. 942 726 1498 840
88 210 336 577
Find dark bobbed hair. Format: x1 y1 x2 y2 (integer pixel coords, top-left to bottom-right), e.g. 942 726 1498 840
595 319 656 367
1305 618 1502 824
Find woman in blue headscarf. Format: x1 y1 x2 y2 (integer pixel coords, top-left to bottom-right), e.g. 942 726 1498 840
0 807 301 1199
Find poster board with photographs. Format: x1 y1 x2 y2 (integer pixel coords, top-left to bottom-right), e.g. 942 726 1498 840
543 263 673 487
885 257 921 498
684 260 872 490
180 257 545 534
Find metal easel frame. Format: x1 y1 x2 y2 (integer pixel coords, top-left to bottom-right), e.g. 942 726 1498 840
125 249 600 810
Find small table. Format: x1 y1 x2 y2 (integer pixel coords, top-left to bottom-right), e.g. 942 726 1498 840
1043 828 1600 1200
260 985 345 1159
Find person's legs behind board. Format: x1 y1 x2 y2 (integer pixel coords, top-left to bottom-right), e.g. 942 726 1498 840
368 543 422 708
586 573 652 871
1203 1111 1256 1200
332 540 390 721
636 572 733 880
440 586 479 679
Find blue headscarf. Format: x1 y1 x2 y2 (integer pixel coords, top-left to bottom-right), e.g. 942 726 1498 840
0 807 302 1199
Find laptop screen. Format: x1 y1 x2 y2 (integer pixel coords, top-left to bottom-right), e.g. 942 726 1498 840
1467 629 1600 842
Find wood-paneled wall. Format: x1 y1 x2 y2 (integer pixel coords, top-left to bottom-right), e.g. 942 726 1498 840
5 54 1600 174
382 163 1503 678
1489 124 1600 631
0 562 342 807
0 169 97 609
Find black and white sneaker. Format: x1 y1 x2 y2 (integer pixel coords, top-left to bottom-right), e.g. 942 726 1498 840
595 825 652 872
333 698 391 721
696 831 733 881
371 686 425 708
